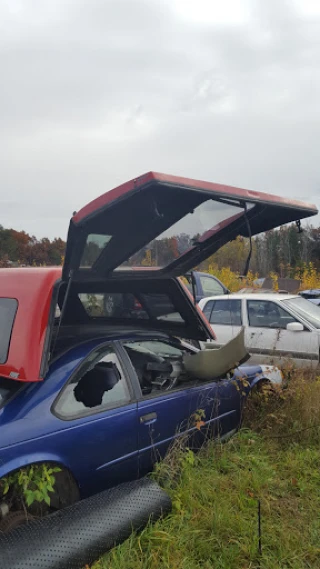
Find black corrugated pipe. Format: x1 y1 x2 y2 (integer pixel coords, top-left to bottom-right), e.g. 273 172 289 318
0 478 171 569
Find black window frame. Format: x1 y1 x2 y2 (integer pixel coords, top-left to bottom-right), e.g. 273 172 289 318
0 376 24 410
52 342 135 421
0 298 18 364
202 300 215 321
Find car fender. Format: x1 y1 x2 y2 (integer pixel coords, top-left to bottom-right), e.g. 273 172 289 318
0 451 72 480
250 365 283 389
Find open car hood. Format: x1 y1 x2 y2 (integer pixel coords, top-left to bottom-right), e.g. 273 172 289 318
63 172 318 281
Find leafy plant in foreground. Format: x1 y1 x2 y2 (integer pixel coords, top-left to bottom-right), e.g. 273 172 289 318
0 463 61 507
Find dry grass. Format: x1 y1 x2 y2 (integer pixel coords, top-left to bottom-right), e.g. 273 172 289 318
243 368 320 445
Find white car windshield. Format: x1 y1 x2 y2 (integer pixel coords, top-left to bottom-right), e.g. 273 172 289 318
282 297 320 329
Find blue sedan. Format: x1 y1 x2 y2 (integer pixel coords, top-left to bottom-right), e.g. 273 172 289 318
0 328 280 530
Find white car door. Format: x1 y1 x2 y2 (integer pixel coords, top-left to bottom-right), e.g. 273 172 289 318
245 299 283 366
201 298 243 344
246 299 319 368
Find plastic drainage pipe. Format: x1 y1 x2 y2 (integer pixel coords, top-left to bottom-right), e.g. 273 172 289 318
0 477 171 569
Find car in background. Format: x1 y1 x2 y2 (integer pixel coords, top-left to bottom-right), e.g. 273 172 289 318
0 171 317 530
198 293 320 369
238 288 289 294
299 289 320 306
183 271 229 302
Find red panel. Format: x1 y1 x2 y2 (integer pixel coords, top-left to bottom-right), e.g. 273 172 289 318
152 172 317 209
73 171 317 225
73 172 155 224
0 267 62 382
178 278 217 340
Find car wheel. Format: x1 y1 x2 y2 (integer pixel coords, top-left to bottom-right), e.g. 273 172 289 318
0 510 35 533
0 466 80 529
49 468 80 511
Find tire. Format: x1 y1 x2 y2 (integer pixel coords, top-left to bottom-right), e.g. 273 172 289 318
1 466 80 524
0 511 34 533
48 468 80 511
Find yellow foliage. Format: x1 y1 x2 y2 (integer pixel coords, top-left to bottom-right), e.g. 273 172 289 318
141 249 152 266
294 263 320 290
269 272 279 291
206 262 320 293
207 263 258 292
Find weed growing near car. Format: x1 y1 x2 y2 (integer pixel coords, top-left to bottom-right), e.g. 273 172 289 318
0 463 61 508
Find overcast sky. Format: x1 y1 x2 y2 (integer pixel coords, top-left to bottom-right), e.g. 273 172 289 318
0 0 319 240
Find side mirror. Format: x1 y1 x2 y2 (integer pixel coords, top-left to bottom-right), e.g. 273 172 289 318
286 322 304 332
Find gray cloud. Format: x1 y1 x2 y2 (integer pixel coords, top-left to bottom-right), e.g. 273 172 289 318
0 0 319 240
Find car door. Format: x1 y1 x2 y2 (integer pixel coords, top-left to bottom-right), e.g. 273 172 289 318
245 299 319 367
270 302 319 368
119 338 242 476
185 375 242 451
52 343 138 497
119 339 190 476
201 298 243 345
197 273 228 300
245 300 280 365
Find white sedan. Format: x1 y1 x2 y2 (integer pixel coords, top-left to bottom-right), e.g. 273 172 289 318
198 293 320 369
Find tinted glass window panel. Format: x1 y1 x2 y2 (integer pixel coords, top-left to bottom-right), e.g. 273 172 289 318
202 300 214 321
78 292 185 323
200 276 224 296
119 201 252 269
80 234 112 268
210 300 242 326
247 300 297 329
79 293 148 319
0 299 18 363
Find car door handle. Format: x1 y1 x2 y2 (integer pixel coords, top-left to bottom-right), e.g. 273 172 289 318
140 412 157 425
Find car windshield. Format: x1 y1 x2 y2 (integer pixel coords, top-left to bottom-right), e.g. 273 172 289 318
282 297 320 329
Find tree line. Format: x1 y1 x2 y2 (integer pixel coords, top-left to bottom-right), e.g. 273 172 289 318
0 226 65 267
0 223 319 277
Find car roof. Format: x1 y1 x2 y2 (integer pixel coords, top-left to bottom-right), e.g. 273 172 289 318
0 266 62 289
200 293 299 302
0 267 62 381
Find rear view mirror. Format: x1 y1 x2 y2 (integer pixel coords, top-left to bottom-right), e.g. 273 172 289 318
286 322 304 332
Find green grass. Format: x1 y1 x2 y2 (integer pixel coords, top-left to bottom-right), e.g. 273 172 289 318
90 373 320 569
